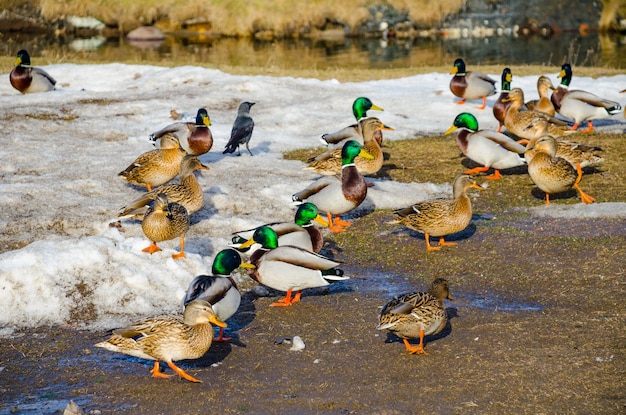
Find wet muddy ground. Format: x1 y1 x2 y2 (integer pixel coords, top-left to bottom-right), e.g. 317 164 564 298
2 133 626 414
1 209 625 415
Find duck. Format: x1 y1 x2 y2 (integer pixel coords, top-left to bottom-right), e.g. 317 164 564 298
141 193 190 260
150 108 213 155
523 115 604 168
239 226 348 307
118 135 186 192
526 135 595 204
449 58 496 110
377 278 453 355
230 202 328 256
444 112 526 180
492 67 512 132
95 299 226 383
390 174 483 251
182 249 255 342
524 76 556 116
223 101 255 156
292 140 373 233
9 49 56 94
303 118 393 176
550 63 621 132
502 88 570 140
118 154 208 218
320 97 384 148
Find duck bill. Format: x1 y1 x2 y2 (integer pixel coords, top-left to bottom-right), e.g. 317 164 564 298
358 149 375 160
557 69 565 79
198 162 210 171
381 124 394 131
471 183 485 190
444 125 457 135
239 262 256 269
209 314 227 328
314 214 329 227
447 293 454 301
238 238 257 249
449 67 458 75
203 115 212 126
370 104 384 112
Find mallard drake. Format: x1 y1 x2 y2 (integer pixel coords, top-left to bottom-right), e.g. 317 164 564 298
526 135 595 204
303 118 393 176
150 108 213 155
444 113 526 180
390 174 483 251
449 58 496 110
292 140 372 233
118 135 186 192
320 97 384 148
502 88 570 140
230 202 328 256
9 49 56 94
223 101 255 156
525 76 556 116
119 154 208 218
493 67 512 132
377 278 453 355
523 116 604 168
239 226 348 307
551 63 621 132
95 299 226 383
183 249 255 341
141 193 190 260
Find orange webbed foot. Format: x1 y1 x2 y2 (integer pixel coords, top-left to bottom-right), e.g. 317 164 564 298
270 289 301 307
150 362 173 379
402 339 428 355
484 169 502 180
464 166 490 175
475 96 487 110
214 327 232 342
438 237 458 248
166 361 202 383
142 242 161 255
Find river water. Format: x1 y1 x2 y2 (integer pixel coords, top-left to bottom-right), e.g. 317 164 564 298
2 30 625 70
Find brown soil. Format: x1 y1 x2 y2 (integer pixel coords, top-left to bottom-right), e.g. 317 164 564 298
2 173 625 414
2 118 626 414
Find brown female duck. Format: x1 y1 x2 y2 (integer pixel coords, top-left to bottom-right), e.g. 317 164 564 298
390 174 483 251
377 278 453 355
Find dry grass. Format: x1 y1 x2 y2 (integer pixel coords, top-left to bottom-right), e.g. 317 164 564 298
37 0 465 35
284 131 626 211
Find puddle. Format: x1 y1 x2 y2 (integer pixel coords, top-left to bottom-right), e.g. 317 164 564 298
353 271 544 312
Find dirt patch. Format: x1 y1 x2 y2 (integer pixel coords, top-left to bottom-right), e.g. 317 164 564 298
1 134 626 414
1 208 625 414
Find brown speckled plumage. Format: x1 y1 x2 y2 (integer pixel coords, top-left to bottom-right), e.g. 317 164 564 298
377 278 453 355
391 174 483 251
95 300 226 382
118 135 186 192
527 135 595 204
304 118 393 176
119 155 208 218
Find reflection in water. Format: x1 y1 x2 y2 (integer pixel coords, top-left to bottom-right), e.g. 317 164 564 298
1 31 624 69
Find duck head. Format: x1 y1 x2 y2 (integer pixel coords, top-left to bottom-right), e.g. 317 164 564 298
352 97 384 121
294 202 328 227
450 58 466 75
445 112 479 135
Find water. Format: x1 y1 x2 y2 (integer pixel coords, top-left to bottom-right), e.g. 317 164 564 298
3 30 626 69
